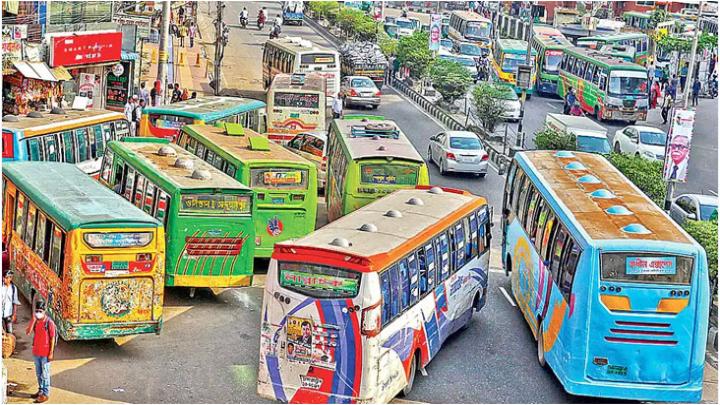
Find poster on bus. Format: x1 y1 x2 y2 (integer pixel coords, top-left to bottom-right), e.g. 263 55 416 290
286 316 313 364
662 109 695 182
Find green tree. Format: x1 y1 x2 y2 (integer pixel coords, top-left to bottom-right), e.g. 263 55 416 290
534 127 577 150
378 30 398 57
428 60 473 104
396 31 433 79
606 153 667 206
683 219 718 279
308 1 338 20
471 83 510 133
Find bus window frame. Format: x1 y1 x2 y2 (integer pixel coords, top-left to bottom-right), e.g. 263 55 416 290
27 138 44 161
437 232 450 282
43 135 60 162
61 131 76 163
34 211 48 260
24 202 38 248
48 225 65 278
15 193 27 239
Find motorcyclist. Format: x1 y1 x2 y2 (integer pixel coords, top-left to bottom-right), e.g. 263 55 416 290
239 7 248 27
257 7 267 29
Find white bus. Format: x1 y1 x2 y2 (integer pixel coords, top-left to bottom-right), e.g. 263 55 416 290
447 10 493 51
262 37 340 106
266 73 327 144
257 186 492 403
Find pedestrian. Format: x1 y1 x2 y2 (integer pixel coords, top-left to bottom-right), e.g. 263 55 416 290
708 53 717 81
181 88 190 101
26 301 56 404
387 55 396 85
564 87 576 115
124 95 137 133
138 81 150 105
1 271 20 334
661 93 673 125
667 76 678 99
150 80 160 106
188 22 197 48
133 99 145 130
692 76 701 107
179 23 188 47
650 80 661 109
332 93 343 119
680 62 688 92
178 4 185 24
171 83 182 103
569 101 583 116
190 91 197 99
647 62 655 82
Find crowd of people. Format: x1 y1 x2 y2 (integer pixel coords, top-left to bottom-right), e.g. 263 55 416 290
122 81 196 136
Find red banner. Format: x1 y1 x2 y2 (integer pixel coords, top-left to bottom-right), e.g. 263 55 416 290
49 31 122 67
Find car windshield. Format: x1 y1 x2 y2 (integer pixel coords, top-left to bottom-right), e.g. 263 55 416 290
576 136 611 154
450 136 481 150
465 21 491 39
639 131 667 146
700 204 718 221
351 78 375 88
502 53 527 72
397 20 414 29
544 51 563 73
609 71 648 96
459 43 482 56
440 39 453 49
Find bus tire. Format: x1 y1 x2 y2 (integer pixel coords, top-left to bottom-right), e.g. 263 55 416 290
537 319 547 368
401 351 419 397
595 106 603 122
505 256 511 277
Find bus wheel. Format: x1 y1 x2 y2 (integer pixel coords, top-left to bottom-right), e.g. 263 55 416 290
537 320 547 368
595 107 603 122
401 352 419 397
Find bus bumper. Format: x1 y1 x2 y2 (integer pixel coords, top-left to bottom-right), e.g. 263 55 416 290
166 274 252 288
562 378 702 403
64 321 162 340
258 381 370 404
603 108 647 122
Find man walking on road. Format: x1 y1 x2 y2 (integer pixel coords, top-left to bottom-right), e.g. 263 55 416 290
692 76 701 107
564 87 576 115
1 271 20 334
332 93 343 119
189 22 197 48
26 301 56 404
124 95 138 135
661 93 673 125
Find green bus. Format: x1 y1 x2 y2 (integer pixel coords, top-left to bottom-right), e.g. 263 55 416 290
529 25 573 96
325 115 430 222
576 32 649 65
491 38 538 95
177 124 318 258
557 47 649 123
99 138 256 292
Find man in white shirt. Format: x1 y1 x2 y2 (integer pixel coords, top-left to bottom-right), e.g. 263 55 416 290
138 82 150 105
1 271 20 334
125 95 139 136
332 93 343 119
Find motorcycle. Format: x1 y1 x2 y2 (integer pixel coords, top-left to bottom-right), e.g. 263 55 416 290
239 16 248 29
269 24 281 39
257 13 266 30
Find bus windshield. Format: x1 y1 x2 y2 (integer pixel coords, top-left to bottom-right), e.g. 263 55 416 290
250 168 309 190
502 53 528 72
84 232 153 248
458 43 482 56
465 21 491 39
396 19 415 29
608 71 648 97
179 193 252 215
149 114 194 129
601 253 693 285
360 163 419 185
544 50 563 73
279 261 361 298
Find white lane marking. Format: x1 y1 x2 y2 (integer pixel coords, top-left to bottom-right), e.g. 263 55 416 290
499 286 517 307
709 190 718 196
389 88 500 173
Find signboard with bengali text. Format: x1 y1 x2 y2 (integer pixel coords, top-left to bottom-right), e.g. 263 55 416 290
626 257 677 276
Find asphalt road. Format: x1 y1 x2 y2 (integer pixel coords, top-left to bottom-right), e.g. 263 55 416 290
10 3 715 405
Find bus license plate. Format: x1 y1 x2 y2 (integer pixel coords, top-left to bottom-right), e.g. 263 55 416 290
112 261 129 270
272 197 284 204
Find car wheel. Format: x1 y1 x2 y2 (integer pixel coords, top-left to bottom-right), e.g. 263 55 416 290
427 147 433 164
478 173 486 178
614 143 621 153
440 159 447 175
372 104 379 109
635 152 641 158
629 120 637 125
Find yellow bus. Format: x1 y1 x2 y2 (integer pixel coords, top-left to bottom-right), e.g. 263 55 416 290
266 73 327 144
2 162 165 340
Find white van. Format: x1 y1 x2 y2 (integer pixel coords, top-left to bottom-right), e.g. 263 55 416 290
544 113 610 154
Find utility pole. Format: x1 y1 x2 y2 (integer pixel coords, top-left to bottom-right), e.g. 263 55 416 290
214 1 224 96
157 0 171 105
517 1 534 148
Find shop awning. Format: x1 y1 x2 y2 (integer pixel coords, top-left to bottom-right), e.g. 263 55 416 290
12 61 57 82
52 66 73 81
121 51 139 61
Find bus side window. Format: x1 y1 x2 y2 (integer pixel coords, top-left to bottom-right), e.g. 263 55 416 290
406 255 419 305
550 227 568 282
100 148 113 183
196 142 207 160
437 232 450 282
15 193 26 239
469 212 479 258
144 182 157 215
87 126 97 158
454 222 466 270
61 131 75 163
75 128 89 162
44 135 59 162
24 203 37 247
155 191 170 224
27 138 44 161
225 163 237 178
559 240 581 300
463 215 472 259
448 227 457 273
34 212 49 262
417 248 429 295
398 259 410 311
206 149 217 166
512 171 526 213
123 168 136 201
584 64 595 82
380 270 391 326
541 213 558 262
505 162 517 206
48 226 65 279
592 68 601 86
388 264 401 322
524 188 540 231
134 175 147 208
533 201 549 250
424 242 436 289
599 69 608 91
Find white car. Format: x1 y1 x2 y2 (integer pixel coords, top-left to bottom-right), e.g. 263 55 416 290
670 194 718 225
613 125 667 161
494 85 522 122
427 131 488 177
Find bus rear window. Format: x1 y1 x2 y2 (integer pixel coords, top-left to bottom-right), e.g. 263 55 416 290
360 164 418 185
279 262 361 298
180 194 251 215
84 232 153 248
149 114 194 129
300 53 336 65
274 92 320 109
601 253 694 285
250 168 309 190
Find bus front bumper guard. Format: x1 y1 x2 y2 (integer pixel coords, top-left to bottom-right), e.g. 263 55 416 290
66 320 162 340
562 376 702 403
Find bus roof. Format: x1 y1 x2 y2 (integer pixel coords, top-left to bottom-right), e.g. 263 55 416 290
496 38 537 54
518 151 691 244
2 109 125 137
270 73 326 93
532 26 573 48
332 118 424 163
565 46 646 71
141 96 266 121
182 124 314 165
266 36 337 55
108 139 252 192
578 32 649 42
277 187 486 270
451 10 491 22
2 162 160 230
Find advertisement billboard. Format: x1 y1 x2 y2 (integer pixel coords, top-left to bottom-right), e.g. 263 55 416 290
662 109 695 183
429 14 442 51
49 31 122 67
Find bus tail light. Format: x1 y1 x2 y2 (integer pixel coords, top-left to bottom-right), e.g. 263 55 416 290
446 152 456 161
136 253 152 262
85 255 103 263
361 301 382 337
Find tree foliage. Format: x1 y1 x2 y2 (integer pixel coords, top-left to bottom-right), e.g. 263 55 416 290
534 127 577 151
648 8 670 30
683 219 718 279
471 83 510 132
378 30 398 57
428 60 473 104
336 7 377 40
308 1 338 20
606 153 666 207
396 31 433 79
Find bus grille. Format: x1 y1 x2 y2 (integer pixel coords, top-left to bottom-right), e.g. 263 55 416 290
604 320 677 345
184 237 245 256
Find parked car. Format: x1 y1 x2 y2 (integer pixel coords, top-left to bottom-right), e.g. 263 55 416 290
427 130 489 177
495 85 522 122
285 131 327 190
340 76 381 109
440 38 454 51
613 125 667 161
670 194 718 225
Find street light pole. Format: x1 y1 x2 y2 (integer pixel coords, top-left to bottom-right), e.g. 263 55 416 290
517 1 534 148
214 1 224 96
157 0 171 105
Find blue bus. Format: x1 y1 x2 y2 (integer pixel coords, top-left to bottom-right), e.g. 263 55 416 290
501 150 709 402
282 1 304 25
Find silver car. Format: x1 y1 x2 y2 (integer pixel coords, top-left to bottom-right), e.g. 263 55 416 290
340 76 381 109
669 194 718 225
427 131 489 177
